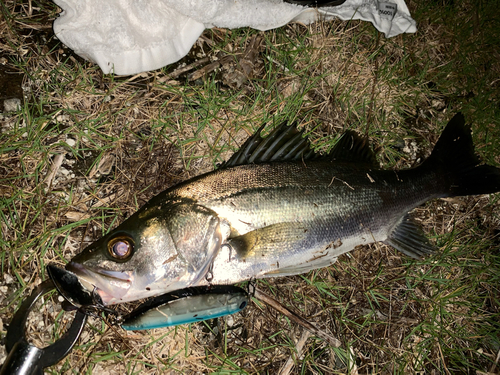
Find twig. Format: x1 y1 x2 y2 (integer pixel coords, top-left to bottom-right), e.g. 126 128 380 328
188 55 236 81
266 55 289 72
489 347 500 374
348 346 359 375
253 288 341 347
437 340 451 375
279 330 312 375
43 153 64 190
162 56 210 81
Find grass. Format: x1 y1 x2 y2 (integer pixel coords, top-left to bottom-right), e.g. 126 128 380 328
1 0 500 373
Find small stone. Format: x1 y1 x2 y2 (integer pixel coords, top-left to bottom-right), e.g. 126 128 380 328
66 138 76 147
56 114 70 122
4 98 21 112
4 274 13 284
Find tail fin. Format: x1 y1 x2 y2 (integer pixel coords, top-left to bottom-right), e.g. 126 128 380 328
423 112 500 197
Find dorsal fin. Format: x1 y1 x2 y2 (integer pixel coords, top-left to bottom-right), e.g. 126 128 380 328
220 122 318 168
328 130 378 166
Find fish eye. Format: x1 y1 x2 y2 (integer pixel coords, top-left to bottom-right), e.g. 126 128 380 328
107 236 134 260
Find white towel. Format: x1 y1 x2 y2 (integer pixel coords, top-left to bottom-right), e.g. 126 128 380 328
53 0 416 75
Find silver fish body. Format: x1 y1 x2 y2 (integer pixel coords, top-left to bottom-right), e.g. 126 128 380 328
48 113 500 306
163 161 439 285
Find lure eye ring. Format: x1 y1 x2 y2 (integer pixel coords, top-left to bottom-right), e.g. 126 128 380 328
107 235 134 260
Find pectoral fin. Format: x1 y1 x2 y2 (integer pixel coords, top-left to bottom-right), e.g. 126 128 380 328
228 222 310 260
225 222 331 277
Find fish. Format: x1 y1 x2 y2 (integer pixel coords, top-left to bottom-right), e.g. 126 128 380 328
47 113 500 307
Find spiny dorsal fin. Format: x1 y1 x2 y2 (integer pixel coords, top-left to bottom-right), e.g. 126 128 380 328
220 122 318 168
328 130 378 166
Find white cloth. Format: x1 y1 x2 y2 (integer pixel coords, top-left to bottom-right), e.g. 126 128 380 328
53 0 416 75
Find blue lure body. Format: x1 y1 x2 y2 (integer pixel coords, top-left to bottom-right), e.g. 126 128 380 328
120 285 248 330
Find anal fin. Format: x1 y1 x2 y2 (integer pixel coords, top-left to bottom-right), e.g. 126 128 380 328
263 256 339 277
384 215 436 259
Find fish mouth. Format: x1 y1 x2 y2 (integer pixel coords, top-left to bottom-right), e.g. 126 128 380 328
47 262 133 306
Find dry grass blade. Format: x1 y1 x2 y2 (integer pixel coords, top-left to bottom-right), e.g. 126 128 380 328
254 287 341 347
278 330 312 375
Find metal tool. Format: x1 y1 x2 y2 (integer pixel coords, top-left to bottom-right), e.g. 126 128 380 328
0 279 87 375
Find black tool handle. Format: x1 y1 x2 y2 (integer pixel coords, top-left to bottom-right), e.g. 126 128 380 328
0 340 43 375
1 279 87 374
